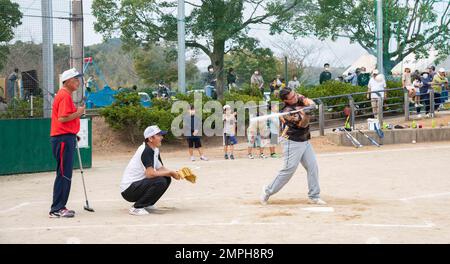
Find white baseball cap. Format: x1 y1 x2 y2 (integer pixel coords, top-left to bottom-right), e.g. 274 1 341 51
223 104 231 110
438 68 446 73
61 68 83 83
144 125 167 139
372 69 379 75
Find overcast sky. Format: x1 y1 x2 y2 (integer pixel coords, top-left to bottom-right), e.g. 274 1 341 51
12 0 367 69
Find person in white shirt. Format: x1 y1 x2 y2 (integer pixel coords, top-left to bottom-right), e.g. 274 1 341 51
288 75 300 89
367 69 386 117
222 105 238 160
120 125 181 216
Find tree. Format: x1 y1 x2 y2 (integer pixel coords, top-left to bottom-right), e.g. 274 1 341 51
290 0 450 74
133 44 200 87
92 0 305 99
224 47 280 87
0 0 22 71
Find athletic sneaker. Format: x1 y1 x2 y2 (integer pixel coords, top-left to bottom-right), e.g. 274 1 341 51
200 155 209 161
49 208 75 218
260 186 270 205
224 154 229 160
129 207 149 216
271 153 280 158
190 156 195 161
230 154 235 160
248 154 254 159
417 114 422 118
308 198 327 205
409 98 415 104
260 154 267 159
144 205 157 212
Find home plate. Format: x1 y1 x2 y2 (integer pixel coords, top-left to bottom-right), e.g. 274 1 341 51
302 207 334 213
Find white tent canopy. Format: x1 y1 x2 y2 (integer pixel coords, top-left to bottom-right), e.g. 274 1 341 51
342 54 377 76
391 50 438 76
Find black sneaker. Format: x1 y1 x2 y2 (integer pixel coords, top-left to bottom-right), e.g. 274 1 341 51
224 154 229 160
49 208 75 218
230 154 235 160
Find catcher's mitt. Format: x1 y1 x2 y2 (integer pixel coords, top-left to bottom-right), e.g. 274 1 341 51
178 167 197 183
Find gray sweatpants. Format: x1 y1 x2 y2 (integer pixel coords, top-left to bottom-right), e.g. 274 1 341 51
265 140 320 199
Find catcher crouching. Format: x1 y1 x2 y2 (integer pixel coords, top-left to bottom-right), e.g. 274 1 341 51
120 125 181 216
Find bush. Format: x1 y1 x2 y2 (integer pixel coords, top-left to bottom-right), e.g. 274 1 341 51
297 81 367 111
0 97 43 119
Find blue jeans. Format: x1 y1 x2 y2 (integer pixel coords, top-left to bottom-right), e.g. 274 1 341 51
205 85 214 98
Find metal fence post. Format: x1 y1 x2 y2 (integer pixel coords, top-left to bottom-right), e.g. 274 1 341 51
348 95 355 131
318 99 325 136
429 88 435 117
30 95 34 117
404 87 409 121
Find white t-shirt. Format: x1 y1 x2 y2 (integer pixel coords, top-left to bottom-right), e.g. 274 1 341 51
223 114 236 135
368 77 386 99
120 143 162 192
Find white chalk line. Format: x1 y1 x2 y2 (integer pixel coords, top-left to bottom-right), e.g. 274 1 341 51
398 192 450 202
0 202 30 214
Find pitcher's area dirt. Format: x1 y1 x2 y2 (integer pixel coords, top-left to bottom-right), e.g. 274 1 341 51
1 139 450 243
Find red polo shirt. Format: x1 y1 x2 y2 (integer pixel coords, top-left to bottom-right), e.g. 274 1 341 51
50 88 80 136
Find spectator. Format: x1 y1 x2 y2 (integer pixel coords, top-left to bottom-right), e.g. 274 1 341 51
6 68 19 103
0 96 7 112
402 67 416 104
319 63 332 84
344 70 358 86
184 105 208 162
157 81 170 99
357 67 370 86
288 75 300 89
85 75 95 92
420 69 435 117
430 66 436 79
269 78 277 95
432 68 448 110
367 70 387 117
204 65 216 98
227 68 237 91
247 111 267 159
268 103 281 158
250 70 264 93
412 75 424 110
222 105 237 160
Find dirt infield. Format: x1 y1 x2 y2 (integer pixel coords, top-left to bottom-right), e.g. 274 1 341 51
1 140 450 244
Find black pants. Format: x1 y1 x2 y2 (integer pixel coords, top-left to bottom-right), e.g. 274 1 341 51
417 93 441 114
121 177 171 208
50 134 76 213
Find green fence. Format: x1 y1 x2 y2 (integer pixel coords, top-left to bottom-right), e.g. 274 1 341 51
0 118 92 175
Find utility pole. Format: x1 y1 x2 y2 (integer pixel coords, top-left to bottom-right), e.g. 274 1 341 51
177 0 186 94
376 0 384 75
41 0 54 118
284 55 288 84
71 0 84 104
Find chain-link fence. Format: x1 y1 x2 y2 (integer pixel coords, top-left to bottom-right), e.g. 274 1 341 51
1 0 72 119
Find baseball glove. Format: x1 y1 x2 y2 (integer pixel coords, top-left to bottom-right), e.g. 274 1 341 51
178 167 197 184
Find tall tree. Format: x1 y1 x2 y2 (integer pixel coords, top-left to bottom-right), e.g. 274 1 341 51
290 0 450 74
92 0 305 98
0 0 22 71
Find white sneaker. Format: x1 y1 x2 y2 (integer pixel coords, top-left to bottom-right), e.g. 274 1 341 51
144 205 157 212
308 198 327 205
129 207 150 216
260 186 270 205
414 103 419 108
190 156 195 161
417 114 422 118
200 155 209 161
248 154 254 159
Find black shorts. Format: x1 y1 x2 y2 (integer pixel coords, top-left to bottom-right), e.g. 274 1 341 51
187 137 202 148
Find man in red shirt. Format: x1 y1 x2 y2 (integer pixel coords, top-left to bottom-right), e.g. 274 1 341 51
49 68 85 218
